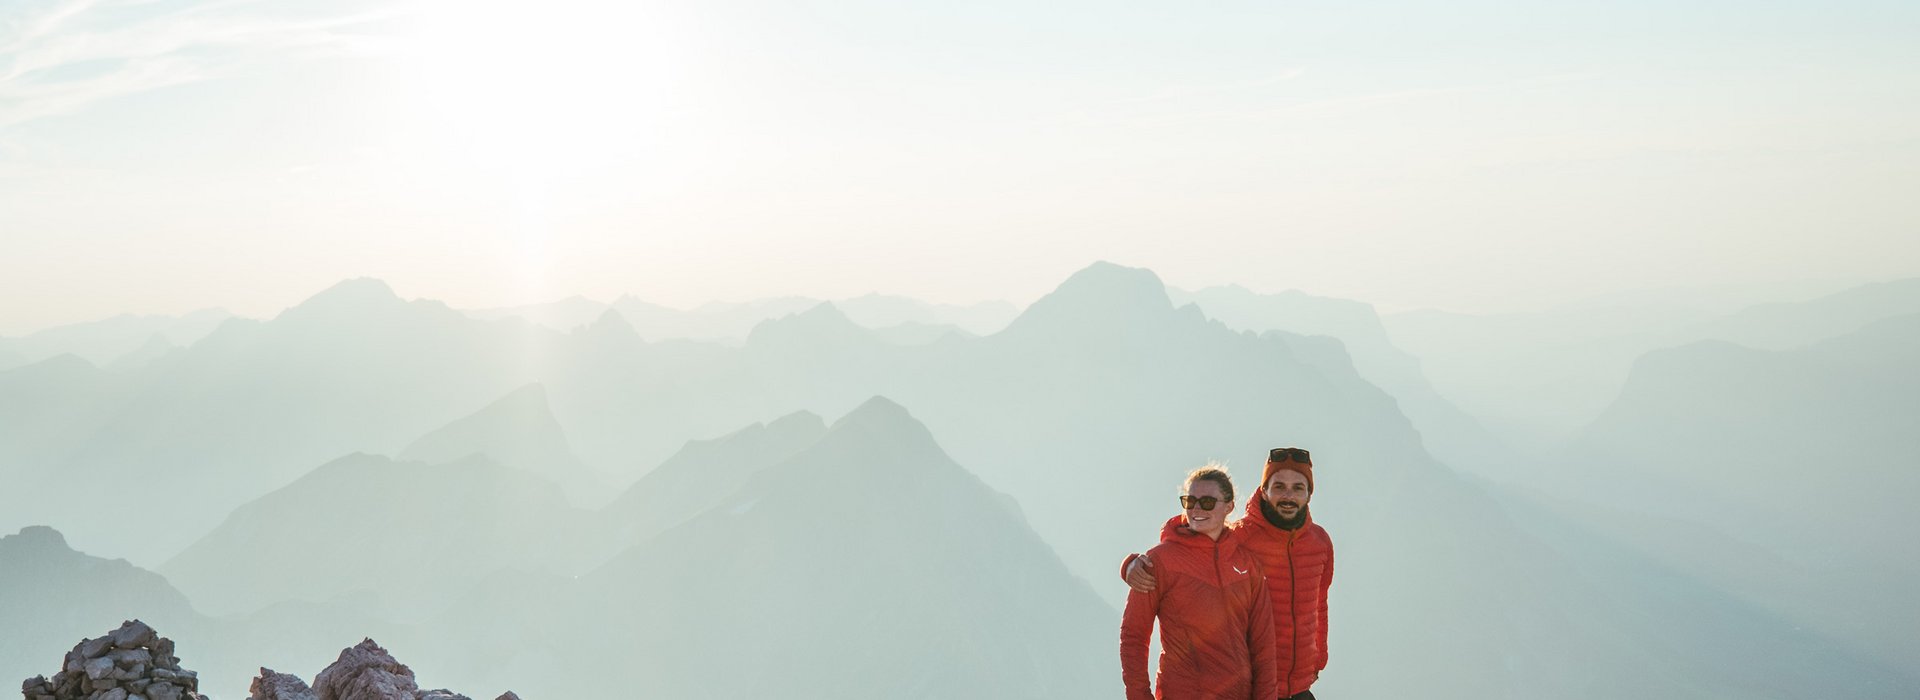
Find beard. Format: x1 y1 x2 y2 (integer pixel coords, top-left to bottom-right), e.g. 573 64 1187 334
1260 497 1308 530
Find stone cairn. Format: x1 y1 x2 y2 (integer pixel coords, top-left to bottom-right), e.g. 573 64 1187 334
19 620 203 700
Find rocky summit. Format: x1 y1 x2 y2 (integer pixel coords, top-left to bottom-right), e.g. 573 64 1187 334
248 638 517 700
20 625 518 700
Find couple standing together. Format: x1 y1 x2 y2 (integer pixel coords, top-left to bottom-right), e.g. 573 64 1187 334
1119 447 1333 700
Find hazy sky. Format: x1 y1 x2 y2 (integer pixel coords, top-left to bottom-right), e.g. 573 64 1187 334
3 0 1917 334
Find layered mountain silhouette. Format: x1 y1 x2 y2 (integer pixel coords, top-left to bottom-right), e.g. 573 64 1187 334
0 525 412 697
1383 276 1920 451
469 293 1016 341
590 409 828 558
397 383 609 506
0 526 202 689
0 355 122 492
464 295 611 334
1171 284 1507 472
158 453 584 617
1542 311 1920 670
0 309 231 372
2 279 557 561
6 263 1917 698
419 397 1117 699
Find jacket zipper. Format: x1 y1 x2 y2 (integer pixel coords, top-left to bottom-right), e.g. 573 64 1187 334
1285 533 1297 698
1214 538 1230 683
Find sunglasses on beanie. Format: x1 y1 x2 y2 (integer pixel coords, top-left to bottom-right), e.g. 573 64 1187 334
1269 447 1311 463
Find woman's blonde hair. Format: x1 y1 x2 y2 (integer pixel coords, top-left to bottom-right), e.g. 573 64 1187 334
1183 462 1234 502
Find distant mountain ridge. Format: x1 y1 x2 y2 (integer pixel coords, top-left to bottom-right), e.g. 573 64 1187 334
1170 283 1508 471
423 396 1119 699
158 453 585 618
1541 311 1920 671
0 309 232 372
1382 275 1920 452
6 264 1917 699
467 292 1018 341
398 382 610 506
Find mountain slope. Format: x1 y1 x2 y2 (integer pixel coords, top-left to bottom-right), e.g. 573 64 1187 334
159 453 583 617
591 409 828 558
12 279 559 562
398 382 608 506
1545 312 1920 669
1172 284 1507 471
0 526 204 690
424 397 1117 699
0 309 232 372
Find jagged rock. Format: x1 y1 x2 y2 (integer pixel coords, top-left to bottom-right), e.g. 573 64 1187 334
22 627 507 700
110 649 151 668
77 639 112 661
107 621 156 651
83 658 115 681
247 667 318 700
312 639 419 700
494 694 520 700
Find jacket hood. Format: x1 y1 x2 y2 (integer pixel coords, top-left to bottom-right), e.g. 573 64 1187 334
1157 513 1232 549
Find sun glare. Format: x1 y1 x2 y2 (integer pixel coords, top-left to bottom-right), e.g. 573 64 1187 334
395 0 682 179
387 0 692 302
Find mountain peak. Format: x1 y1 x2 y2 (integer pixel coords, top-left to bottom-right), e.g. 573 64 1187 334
1003 262 1173 335
579 308 643 342
766 409 829 435
745 302 871 347
398 382 597 502
277 278 409 321
3 525 70 552
833 395 914 427
310 277 402 305
812 395 945 466
1060 261 1169 302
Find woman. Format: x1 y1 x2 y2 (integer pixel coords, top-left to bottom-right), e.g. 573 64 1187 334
1119 465 1279 700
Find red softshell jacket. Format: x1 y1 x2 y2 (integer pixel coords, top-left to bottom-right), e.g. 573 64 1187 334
1119 516 1279 700
1123 498 1334 697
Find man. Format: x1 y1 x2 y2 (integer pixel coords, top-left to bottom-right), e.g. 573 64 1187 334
1124 447 1333 700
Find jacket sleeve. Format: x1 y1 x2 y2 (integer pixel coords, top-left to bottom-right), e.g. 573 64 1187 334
1119 552 1141 583
1315 539 1333 673
1247 566 1280 700
1119 582 1162 700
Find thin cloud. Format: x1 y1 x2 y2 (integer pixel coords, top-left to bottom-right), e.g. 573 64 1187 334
0 0 403 129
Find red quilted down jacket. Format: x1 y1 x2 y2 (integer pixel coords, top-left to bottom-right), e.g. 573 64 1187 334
1119 516 1279 700
1232 496 1332 697
1123 499 1333 697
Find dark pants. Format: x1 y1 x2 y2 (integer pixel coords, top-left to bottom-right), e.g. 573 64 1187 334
1284 692 1317 700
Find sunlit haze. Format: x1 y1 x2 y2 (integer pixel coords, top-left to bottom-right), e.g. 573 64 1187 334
6 4 1920 697
3 0 1917 334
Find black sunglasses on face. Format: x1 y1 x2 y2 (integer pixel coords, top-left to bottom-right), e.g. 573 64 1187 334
1269 447 1311 463
1179 495 1224 510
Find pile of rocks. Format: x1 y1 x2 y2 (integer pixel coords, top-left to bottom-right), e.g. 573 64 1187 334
246 639 517 700
19 620 203 700
21 625 517 700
